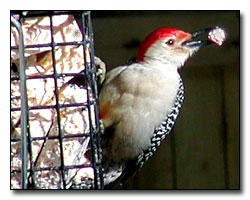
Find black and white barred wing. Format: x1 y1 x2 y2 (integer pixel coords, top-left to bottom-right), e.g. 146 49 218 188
115 78 185 186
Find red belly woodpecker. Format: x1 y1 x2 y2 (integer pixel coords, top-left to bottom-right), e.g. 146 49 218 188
97 26 226 188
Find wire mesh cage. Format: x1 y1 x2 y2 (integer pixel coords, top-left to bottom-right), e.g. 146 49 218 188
11 11 103 189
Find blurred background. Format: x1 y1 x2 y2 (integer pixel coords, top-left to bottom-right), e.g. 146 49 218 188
91 11 240 189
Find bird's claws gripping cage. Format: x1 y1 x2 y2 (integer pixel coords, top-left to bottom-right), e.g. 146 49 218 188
11 11 104 189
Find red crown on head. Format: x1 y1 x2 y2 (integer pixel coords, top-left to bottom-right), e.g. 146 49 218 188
136 27 190 62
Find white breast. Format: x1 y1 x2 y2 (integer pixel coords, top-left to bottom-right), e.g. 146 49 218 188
100 61 180 161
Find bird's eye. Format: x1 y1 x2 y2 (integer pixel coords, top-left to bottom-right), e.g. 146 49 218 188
166 39 175 45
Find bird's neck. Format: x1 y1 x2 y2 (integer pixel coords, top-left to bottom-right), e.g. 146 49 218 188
143 57 182 72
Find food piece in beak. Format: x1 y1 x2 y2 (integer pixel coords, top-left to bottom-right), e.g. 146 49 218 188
182 26 226 48
208 27 226 46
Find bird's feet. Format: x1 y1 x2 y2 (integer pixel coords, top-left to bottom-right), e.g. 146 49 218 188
94 56 106 86
99 119 105 135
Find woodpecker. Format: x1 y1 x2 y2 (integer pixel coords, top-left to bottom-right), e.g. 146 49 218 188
96 26 226 189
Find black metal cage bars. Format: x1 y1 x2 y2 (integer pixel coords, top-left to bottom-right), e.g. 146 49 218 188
11 11 103 189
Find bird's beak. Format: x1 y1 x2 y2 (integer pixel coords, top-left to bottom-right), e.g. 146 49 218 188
182 27 216 48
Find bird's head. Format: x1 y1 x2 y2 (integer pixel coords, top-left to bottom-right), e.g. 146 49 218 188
136 27 219 67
